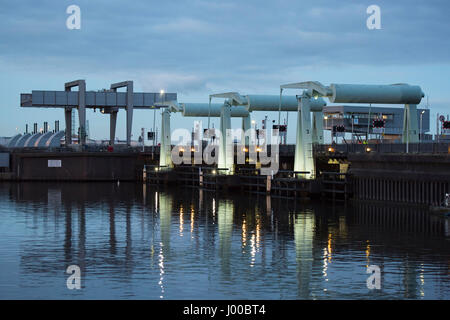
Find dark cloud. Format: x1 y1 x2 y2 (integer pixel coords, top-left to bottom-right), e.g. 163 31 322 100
1 0 449 83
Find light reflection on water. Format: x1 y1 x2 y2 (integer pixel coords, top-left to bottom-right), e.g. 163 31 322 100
0 182 448 299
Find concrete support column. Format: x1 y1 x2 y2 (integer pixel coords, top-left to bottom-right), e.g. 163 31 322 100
218 103 233 174
65 80 86 145
111 81 134 146
110 111 118 145
242 114 251 146
312 111 324 145
64 108 72 145
160 109 172 168
402 104 419 145
78 81 86 145
294 96 314 179
126 83 134 146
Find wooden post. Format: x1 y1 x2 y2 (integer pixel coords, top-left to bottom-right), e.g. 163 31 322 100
266 175 271 193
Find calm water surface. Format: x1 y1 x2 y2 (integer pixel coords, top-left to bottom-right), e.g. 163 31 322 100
0 182 448 299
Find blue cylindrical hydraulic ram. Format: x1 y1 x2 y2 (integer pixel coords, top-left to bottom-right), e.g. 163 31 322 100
245 94 326 112
246 95 298 111
182 103 249 117
329 84 424 104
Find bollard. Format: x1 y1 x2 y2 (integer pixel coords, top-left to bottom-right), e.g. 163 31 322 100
266 175 271 193
142 167 147 182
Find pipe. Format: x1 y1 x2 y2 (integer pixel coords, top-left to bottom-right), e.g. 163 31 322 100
182 103 249 117
246 95 299 111
246 94 325 112
329 84 424 104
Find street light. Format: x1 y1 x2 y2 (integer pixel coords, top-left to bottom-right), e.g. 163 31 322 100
420 110 426 142
324 116 329 142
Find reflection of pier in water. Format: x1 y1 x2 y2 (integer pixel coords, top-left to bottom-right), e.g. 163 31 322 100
2 182 448 299
351 202 448 236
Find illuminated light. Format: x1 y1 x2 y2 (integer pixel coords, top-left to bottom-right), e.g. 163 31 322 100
251 120 256 125
328 147 335 153
324 116 328 120
256 147 262 152
242 147 248 152
327 159 339 164
179 147 185 153
179 206 184 236
323 248 328 278
313 91 319 100
365 240 371 267
158 242 165 299
250 234 256 267
211 170 216 175
327 233 332 262
160 89 165 95
154 167 159 172
190 147 195 152
366 147 372 153
190 206 195 235
255 213 261 249
242 218 247 248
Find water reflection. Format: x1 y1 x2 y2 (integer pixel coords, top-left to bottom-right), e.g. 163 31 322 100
0 182 448 299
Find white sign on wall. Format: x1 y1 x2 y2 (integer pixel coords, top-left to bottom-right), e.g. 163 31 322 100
48 160 62 167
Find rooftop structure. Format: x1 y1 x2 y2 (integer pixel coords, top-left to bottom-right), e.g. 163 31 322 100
323 105 430 139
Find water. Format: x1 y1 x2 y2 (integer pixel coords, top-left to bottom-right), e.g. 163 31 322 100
0 182 448 300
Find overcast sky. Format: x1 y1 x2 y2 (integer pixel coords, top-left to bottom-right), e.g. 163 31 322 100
0 0 449 142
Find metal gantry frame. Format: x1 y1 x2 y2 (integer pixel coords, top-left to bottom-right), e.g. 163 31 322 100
110 81 133 146
20 80 177 147
64 80 86 145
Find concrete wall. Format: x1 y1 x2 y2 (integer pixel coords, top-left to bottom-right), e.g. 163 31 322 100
10 152 144 181
349 153 450 206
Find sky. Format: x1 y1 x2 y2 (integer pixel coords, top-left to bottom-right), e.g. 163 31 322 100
0 0 449 143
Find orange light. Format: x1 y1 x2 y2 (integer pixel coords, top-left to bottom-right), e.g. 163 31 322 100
328 147 335 153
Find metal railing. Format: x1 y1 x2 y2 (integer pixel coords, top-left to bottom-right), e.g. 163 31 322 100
315 142 450 154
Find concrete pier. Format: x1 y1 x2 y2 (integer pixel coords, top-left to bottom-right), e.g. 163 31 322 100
1 143 449 208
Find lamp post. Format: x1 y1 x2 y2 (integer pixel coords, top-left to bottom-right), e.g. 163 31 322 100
367 104 372 142
351 114 354 143
324 116 328 143
420 110 425 143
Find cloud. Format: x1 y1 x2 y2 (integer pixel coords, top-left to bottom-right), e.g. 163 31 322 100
151 18 215 34
137 71 209 94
